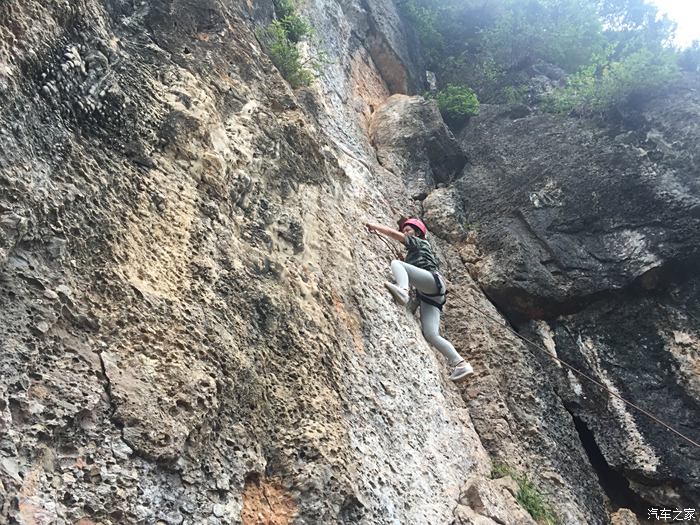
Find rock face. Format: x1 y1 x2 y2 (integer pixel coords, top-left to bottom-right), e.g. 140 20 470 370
0 1 509 524
548 277 700 507
456 83 700 319
370 95 466 200
453 78 700 510
2 0 698 523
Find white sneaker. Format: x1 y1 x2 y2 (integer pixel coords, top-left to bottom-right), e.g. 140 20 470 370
384 282 409 305
450 361 474 382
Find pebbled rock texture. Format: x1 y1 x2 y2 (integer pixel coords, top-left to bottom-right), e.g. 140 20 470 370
3 0 696 523
0 0 521 524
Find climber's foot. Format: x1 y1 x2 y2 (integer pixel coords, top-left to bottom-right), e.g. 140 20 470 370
384 282 409 305
450 361 474 382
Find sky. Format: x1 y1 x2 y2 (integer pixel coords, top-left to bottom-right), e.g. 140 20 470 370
648 0 700 48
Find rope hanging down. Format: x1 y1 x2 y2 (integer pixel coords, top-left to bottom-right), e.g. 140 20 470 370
451 293 700 451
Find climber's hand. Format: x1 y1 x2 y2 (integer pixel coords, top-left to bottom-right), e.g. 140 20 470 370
365 222 377 233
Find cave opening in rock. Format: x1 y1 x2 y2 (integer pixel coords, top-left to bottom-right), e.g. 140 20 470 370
571 414 653 519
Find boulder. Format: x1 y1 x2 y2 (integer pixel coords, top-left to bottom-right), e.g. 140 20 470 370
370 94 466 200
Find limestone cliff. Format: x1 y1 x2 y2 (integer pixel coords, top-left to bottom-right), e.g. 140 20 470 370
0 1 515 523
1 1 698 525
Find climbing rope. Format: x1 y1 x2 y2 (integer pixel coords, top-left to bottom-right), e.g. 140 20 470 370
370 230 402 261
449 291 700 450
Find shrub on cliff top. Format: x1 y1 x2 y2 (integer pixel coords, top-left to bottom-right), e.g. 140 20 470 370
543 45 680 114
432 84 480 124
399 0 682 111
260 0 314 88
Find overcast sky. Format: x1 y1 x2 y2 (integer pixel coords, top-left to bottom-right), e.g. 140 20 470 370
648 0 700 48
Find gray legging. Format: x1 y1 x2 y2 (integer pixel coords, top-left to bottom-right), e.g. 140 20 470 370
391 260 464 366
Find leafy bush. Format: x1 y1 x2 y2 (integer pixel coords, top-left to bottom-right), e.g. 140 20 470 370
259 21 313 88
516 476 558 525
259 1 314 88
439 53 504 102
490 463 558 525
433 84 480 122
399 0 683 112
543 46 680 114
479 0 606 73
279 14 312 43
273 0 295 19
399 0 607 93
398 0 445 65
490 462 512 479
501 84 529 104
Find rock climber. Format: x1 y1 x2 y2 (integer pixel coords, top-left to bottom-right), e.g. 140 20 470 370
365 217 474 382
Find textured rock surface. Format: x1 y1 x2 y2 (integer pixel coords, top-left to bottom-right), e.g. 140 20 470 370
432 243 610 525
0 1 512 524
458 477 537 525
452 77 700 512
547 277 700 506
457 81 700 319
370 95 466 200
2 0 698 523
610 508 640 525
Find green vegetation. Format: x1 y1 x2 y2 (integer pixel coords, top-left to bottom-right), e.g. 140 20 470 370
259 0 314 87
543 46 680 114
516 476 558 525
432 84 480 122
399 0 687 116
273 0 296 19
490 462 512 479
279 14 312 44
490 463 558 525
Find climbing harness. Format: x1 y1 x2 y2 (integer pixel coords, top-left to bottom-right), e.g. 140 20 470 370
368 228 446 309
416 272 447 311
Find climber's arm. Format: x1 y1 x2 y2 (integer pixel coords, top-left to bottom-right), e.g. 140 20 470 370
365 223 406 244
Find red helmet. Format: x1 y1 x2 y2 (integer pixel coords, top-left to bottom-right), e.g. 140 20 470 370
399 217 427 238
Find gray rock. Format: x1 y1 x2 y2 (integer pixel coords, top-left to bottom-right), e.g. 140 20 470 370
43 289 59 300
456 84 700 319
454 77 700 508
461 478 538 525
8 0 689 523
547 276 700 506
370 94 466 200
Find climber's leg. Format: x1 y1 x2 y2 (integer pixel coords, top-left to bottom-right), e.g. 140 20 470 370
419 301 463 366
390 260 436 294
390 259 410 290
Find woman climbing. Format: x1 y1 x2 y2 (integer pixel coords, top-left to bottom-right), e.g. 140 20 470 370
365 217 474 382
